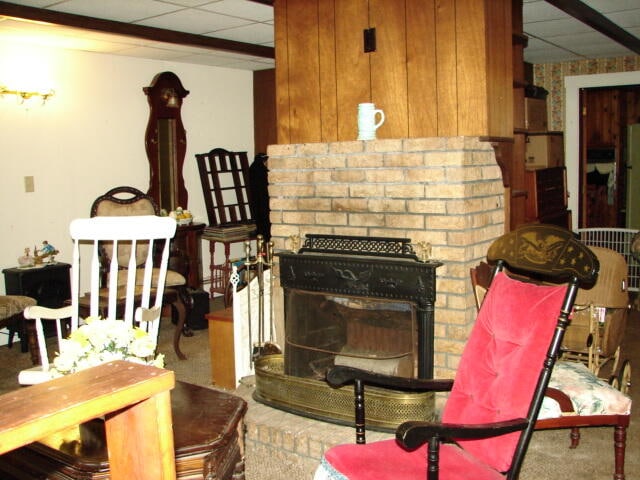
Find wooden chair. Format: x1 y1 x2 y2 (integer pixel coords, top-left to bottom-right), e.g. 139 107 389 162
471 257 631 479
0 295 36 352
18 215 177 385
195 148 253 227
315 224 602 480
195 148 257 304
91 186 190 359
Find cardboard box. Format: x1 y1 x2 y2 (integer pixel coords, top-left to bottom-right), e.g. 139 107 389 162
525 97 548 132
526 133 564 168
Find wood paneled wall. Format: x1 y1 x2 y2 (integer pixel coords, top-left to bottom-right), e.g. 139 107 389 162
253 68 277 155
274 0 513 144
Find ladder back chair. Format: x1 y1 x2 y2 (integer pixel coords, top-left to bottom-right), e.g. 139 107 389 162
195 148 253 227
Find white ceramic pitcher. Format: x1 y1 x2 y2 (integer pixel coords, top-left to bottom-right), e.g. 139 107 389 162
357 103 385 140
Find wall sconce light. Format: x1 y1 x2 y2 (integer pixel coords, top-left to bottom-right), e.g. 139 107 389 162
0 85 55 105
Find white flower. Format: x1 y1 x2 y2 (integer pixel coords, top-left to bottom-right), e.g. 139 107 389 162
50 317 164 377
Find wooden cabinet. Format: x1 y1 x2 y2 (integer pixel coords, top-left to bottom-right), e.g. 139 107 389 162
3 263 71 308
525 132 564 169
274 0 513 143
525 166 571 228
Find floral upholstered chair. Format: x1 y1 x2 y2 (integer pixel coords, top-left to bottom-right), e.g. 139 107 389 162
0 295 36 353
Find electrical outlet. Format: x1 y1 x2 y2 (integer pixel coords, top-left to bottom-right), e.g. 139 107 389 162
24 176 34 193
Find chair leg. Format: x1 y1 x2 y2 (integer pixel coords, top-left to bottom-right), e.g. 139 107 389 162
569 427 580 448
613 425 627 480
171 295 188 361
3 312 27 352
24 318 40 365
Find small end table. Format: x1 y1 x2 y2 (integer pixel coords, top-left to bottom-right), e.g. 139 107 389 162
202 234 256 305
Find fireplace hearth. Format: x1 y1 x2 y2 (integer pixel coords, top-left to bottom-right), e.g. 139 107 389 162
253 234 442 430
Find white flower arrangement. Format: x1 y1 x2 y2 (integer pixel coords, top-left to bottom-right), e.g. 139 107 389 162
50 316 165 377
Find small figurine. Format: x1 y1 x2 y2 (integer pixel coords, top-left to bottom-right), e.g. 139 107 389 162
415 241 432 262
40 241 56 255
18 247 34 267
34 240 59 264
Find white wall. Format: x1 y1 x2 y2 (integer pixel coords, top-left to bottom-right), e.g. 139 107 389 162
0 42 255 297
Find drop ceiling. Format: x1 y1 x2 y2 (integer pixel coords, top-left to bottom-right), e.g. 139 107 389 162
0 0 639 71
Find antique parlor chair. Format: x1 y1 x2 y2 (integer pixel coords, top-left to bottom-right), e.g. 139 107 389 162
91 186 190 359
19 215 177 385
315 224 600 480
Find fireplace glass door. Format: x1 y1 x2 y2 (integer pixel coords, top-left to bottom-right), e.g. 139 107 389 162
284 289 418 379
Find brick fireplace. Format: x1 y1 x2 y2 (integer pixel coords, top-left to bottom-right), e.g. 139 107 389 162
265 136 505 380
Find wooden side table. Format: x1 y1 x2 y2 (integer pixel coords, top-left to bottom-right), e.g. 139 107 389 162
202 234 255 304
3 263 71 308
207 308 236 390
173 222 205 289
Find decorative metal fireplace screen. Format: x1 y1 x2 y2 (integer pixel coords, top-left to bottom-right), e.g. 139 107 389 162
253 234 442 430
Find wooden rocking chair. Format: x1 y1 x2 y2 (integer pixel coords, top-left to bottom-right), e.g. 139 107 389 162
315 224 602 480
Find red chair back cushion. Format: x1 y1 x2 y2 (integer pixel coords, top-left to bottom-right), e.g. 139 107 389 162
442 271 567 472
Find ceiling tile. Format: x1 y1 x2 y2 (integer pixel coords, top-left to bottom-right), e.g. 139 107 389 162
605 10 640 29
198 0 273 22
582 0 640 13
209 22 273 44
523 1 570 22
525 17 594 37
134 7 250 34
51 0 181 23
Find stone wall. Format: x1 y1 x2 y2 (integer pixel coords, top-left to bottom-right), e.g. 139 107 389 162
266 136 504 378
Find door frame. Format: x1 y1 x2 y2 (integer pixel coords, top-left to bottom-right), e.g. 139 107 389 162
565 71 640 230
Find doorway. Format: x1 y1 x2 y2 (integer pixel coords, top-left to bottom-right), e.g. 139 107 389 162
565 71 640 230
580 86 640 228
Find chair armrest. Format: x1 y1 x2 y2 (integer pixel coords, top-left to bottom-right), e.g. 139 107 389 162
23 305 74 321
396 418 528 450
545 387 576 414
326 365 454 392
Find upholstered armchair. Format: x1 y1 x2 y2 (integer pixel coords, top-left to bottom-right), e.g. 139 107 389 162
90 186 190 359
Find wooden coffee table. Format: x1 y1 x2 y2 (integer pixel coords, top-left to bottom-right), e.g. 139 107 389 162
0 381 247 479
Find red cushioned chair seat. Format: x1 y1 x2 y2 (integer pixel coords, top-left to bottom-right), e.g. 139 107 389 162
323 440 506 480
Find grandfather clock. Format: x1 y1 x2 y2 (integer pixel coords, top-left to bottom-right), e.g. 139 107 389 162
143 71 190 212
